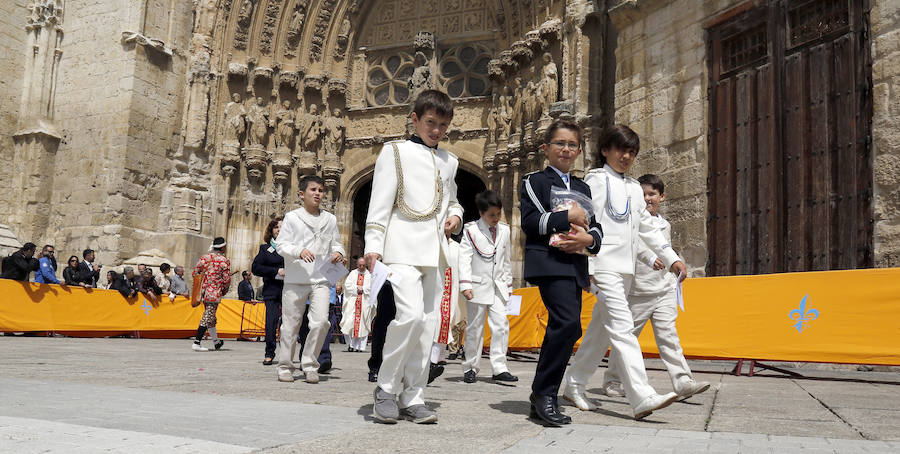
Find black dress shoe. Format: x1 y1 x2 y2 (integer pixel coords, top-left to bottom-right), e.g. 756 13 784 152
318 361 332 374
551 395 571 424
447 352 458 360
492 372 519 382
427 363 444 384
262 358 273 366
368 370 378 382
529 394 566 427
463 370 476 383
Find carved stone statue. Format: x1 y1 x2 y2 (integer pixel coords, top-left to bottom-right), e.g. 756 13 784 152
301 103 322 152
499 85 513 137
223 93 246 146
539 52 558 116
323 108 346 158
487 94 502 143
245 96 269 148
510 77 524 133
408 51 433 101
237 0 254 26
524 79 540 123
194 0 217 36
273 100 295 151
286 6 305 41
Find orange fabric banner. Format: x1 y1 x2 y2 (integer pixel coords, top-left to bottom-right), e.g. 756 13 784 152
3 267 900 365
0 281 262 338
488 268 900 366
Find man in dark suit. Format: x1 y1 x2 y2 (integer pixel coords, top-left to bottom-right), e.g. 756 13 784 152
1 242 39 281
75 249 101 288
520 119 602 427
237 271 255 301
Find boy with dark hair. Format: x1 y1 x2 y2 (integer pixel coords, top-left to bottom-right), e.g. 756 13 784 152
601 174 710 401
563 125 688 420
520 119 603 426
277 174 345 384
459 190 516 383
364 89 464 424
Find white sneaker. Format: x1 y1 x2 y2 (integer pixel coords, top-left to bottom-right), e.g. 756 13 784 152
305 371 320 384
191 342 208 352
633 392 678 420
602 381 625 397
563 384 597 411
277 369 295 382
676 380 711 401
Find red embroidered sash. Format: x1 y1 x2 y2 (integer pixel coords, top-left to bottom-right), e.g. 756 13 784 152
436 267 453 344
353 272 365 337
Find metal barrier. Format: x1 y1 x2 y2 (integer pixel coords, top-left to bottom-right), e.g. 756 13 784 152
239 300 266 340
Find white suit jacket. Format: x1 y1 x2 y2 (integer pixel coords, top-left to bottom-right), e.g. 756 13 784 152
364 139 464 268
584 165 680 276
459 219 513 305
631 215 679 296
277 207 345 285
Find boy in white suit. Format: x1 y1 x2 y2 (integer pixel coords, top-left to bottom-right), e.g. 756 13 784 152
563 125 687 420
602 174 710 400
364 90 464 424
276 175 345 384
342 257 373 352
459 190 517 383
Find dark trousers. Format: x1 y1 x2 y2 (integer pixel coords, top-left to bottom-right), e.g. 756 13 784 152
263 296 282 358
531 277 583 397
367 284 397 374
298 304 335 363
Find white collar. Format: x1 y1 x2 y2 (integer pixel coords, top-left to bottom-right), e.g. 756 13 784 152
603 164 626 179
549 165 570 181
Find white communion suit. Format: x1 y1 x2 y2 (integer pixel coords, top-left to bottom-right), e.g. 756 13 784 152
459 219 513 376
364 138 464 408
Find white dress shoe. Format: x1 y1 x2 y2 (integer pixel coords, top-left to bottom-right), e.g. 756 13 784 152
676 380 711 401
602 381 625 397
562 385 597 411
633 392 678 420
277 369 295 382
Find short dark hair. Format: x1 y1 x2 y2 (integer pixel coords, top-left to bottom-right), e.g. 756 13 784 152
543 119 583 147
299 174 325 192
159 263 171 273
82 248 94 259
475 190 502 213
21 242 37 253
597 124 640 165
67 255 79 264
242 270 250 278
638 174 665 194
412 89 454 119
42 244 54 252
264 216 284 244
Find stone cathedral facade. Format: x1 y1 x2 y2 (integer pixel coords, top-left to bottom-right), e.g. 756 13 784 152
1 0 899 289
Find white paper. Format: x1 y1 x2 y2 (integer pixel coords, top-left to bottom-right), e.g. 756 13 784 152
506 295 522 316
370 260 392 299
316 258 347 286
675 271 685 311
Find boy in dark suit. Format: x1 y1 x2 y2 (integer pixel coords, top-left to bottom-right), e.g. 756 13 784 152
519 119 603 426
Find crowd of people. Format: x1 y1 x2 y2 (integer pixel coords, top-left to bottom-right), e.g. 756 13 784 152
6 89 711 427
0 243 191 303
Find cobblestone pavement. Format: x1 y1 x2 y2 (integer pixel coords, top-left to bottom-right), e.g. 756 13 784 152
1 337 898 453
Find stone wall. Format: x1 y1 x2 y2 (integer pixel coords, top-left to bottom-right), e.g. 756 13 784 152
0 1 26 230
48 0 191 267
871 1 900 267
608 0 736 276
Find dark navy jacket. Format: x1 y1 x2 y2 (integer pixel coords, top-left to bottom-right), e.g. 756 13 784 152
251 244 284 301
520 166 603 289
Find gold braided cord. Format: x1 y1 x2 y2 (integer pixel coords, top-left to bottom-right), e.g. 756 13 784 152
391 142 443 221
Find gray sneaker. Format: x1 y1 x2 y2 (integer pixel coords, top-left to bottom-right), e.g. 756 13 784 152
373 387 399 424
399 404 438 424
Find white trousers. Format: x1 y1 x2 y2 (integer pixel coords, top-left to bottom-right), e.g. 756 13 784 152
604 292 694 393
378 264 441 408
277 283 331 373
565 271 657 408
461 296 509 375
347 336 368 351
